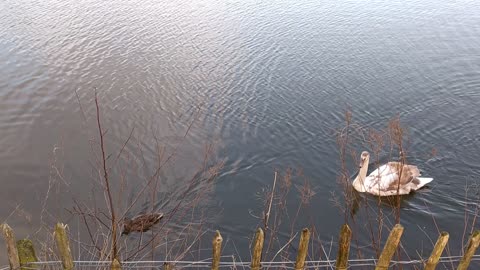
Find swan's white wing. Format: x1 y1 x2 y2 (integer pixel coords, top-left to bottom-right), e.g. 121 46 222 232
363 161 432 196
365 164 399 191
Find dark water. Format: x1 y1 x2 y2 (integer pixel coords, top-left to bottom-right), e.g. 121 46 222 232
1 0 480 266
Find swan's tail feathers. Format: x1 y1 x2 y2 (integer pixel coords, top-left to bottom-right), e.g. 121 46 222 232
416 177 433 189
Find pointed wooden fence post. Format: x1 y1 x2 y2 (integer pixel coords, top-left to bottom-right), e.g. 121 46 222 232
424 232 449 270
111 258 121 270
457 230 480 270
212 230 223 270
16 239 37 270
375 224 404 270
335 224 352 270
54 223 74 270
1 223 20 270
251 228 264 270
294 228 311 270
163 262 172 270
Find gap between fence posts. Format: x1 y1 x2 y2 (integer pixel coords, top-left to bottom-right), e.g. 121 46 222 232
335 224 352 270
251 228 264 270
424 232 449 270
375 224 404 270
457 230 480 270
212 230 223 270
1 223 20 270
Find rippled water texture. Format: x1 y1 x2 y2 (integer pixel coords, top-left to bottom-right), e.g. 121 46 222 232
1 0 480 265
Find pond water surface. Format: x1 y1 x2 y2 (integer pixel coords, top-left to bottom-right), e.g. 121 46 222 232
1 0 480 267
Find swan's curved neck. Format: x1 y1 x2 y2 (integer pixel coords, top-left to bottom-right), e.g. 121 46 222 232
353 157 369 192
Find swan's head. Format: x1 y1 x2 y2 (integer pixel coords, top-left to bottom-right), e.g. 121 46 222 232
359 151 370 168
353 151 370 193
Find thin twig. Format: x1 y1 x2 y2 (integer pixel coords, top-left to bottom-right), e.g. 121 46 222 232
94 91 118 260
264 171 277 230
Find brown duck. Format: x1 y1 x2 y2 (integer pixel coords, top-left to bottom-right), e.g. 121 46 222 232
121 213 163 235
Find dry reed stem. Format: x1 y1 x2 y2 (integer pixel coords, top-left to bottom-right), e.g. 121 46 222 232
94 91 118 260
264 171 277 230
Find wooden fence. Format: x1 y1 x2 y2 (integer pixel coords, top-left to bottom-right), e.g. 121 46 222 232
1 223 479 270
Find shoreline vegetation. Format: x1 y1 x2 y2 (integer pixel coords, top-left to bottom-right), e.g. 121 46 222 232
2 222 479 269
1 96 479 269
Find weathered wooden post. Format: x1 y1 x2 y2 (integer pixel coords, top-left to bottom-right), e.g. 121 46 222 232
251 228 264 270
1 223 20 270
111 258 121 270
294 228 311 270
212 230 223 270
54 223 74 270
16 239 38 269
335 224 352 270
375 224 404 270
424 232 449 270
457 230 480 270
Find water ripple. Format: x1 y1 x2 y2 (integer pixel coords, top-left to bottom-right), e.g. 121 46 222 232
1 0 480 263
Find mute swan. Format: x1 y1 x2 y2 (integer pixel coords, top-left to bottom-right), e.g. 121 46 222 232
352 151 433 196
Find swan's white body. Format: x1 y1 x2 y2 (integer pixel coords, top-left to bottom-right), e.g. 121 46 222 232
352 151 433 196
